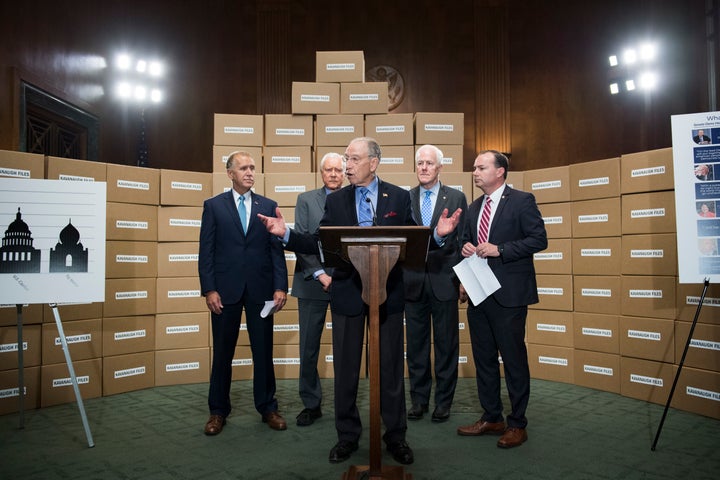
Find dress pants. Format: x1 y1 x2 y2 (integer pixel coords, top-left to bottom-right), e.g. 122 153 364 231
298 297 329 409
331 309 407 445
208 296 278 417
466 295 530 429
405 275 459 408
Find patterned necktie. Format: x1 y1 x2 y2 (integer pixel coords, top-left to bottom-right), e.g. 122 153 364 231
421 190 433 226
238 194 247 233
477 197 492 244
358 187 373 226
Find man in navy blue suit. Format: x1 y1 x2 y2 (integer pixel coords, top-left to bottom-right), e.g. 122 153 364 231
456 150 547 449
259 137 462 466
199 151 288 436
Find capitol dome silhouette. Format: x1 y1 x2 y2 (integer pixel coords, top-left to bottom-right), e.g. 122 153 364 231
0 208 41 273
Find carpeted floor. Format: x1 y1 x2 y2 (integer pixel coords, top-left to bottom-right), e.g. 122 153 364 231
1 378 718 479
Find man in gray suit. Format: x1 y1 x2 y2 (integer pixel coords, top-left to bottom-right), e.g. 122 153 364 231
405 145 467 423
292 152 345 426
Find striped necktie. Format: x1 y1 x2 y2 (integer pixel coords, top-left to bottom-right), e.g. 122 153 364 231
477 197 492 244
358 187 373 226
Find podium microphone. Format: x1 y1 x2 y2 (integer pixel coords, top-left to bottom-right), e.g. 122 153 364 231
365 196 377 226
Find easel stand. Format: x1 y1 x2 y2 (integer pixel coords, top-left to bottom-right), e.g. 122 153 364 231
651 278 710 451
321 226 430 480
15 303 94 447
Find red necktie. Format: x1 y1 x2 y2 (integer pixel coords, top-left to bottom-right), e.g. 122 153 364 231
477 197 492 244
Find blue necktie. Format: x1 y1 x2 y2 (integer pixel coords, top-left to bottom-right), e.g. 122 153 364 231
358 187 373 226
238 194 247 233
421 190 433 226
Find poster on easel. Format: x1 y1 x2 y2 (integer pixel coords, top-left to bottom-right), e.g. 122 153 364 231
0 178 106 304
671 111 720 284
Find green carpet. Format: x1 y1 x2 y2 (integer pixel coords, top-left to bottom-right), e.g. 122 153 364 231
1 378 718 479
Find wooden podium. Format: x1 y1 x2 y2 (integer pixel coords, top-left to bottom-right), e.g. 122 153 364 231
319 226 431 480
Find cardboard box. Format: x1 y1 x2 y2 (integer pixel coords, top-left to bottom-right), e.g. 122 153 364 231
102 315 156 356
0 303 42 327
264 114 313 146
0 149 44 179
155 312 209 350
0 366 40 415
0 324 41 370
573 275 621 315
532 274 573 311
102 351 155 396
414 112 464 145
45 156 106 182
620 148 674 194
533 238 572 275
157 241 199 277
106 202 158 242
318 344 334 378
572 237 621 275
620 275 677 320
213 114 263 147
316 114 364 146
365 114 413 145
340 82 388 114
524 166 571 204
105 241 158 279
155 347 210 386
212 172 264 196
538 202 572 238
528 344 574 384
264 173 316 207
156 277 205 314
670 367 720 419
41 357 102 407
569 157 620 201
157 206 203 242
104 278 157 318
271 310 300 345
106 164 160 205
262 146 312 173
435 144 465 173
439 172 472 199
316 51 365 83
212 145 263 174
526 309 573 347
573 312 619 354
42 302 103 323
675 322 720 371
621 191 676 234
231 345 253 380
620 233 677 276
571 197 621 238
378 145 414 173
573 350 621 394
457 342 478 379
458 318 470 344
41 318 102 365
676 282 720 325
291 82 340 115
376 172 416 191
620 356 675 405
159 169 212 207
273 344 301 379
505 171 524 192
619 316 675 363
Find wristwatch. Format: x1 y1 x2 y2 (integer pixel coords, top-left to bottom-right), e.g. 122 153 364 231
497 244 505 256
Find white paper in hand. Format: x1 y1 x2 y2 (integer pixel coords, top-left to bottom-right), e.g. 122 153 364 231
260 300 277 318
452 255 501 306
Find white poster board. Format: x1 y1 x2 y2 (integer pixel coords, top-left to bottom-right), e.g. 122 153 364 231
671 111 720 284
0 178 106 304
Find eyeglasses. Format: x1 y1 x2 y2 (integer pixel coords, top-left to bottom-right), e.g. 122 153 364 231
343 155 373 164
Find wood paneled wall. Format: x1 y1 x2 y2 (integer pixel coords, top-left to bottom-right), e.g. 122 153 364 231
0 0 710 173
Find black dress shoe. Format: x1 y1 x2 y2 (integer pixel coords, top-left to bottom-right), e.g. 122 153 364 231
407 403 428 420
387 440 414 465
431 405 451 423
296 407 322 426
329 440 359 464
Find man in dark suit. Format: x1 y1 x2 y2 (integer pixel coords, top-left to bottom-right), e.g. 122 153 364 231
693 129 711 145
405 144 467 423
456 150 547 449
291 152 344 427
198 151 288 436
259 137 462 466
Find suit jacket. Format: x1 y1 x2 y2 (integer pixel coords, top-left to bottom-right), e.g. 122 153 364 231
291 187 331 301
694 135 711 144
286 178 415 316
463 186 547 308
405 182 467 302
198 190 288 305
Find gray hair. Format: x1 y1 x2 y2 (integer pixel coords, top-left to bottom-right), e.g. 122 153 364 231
415 144 444 165
226 150 254 169
320 152 346 173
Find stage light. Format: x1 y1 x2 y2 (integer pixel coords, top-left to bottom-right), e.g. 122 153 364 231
136 60 147 73
606 40 660 96
610 83 619 95
623 49 637 65
609 55 618 67
639 71 658 90
116 54 132 70
625 79 636 91
149 61 163 77
639 43 657 61
117 82 132 99
150 89 163 103
133 85 147 101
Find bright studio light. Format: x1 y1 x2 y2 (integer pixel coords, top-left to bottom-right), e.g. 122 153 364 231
136 60 147 73
639 43 657 61
608 55 619 67
607 40 660 95
625 79 636 91
639 71 658 90
623 49 638 65
609 83 620 95
116 54 132 70
150 89 163 103
133 85 147 101
113 51 166 104
149 61 164 77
